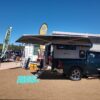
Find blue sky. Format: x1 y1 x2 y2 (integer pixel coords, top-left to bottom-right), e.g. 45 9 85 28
0 0 100 44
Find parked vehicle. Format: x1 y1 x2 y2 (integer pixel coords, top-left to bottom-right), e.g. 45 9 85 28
45 43 100 80
16 31 100 80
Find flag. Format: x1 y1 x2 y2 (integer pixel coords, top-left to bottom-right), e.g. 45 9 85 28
0 27 12 58
39 23 48 35
39 23 48 50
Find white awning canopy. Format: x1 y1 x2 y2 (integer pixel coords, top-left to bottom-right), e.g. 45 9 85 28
16 34 92 46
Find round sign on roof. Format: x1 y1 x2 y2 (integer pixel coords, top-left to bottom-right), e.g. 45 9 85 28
39 23 48 35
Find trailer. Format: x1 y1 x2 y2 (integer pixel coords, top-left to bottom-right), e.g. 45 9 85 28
16 32 100 80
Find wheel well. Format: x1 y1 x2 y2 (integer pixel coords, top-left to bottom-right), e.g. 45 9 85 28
69 66 83 74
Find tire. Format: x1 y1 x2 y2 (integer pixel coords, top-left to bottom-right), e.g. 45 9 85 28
69 67 82 81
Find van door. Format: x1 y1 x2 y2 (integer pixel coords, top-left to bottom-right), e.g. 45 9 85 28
87 52 99 75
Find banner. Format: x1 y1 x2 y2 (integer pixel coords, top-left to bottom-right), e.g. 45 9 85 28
0 27 12 58
39 23 48 35
39 23 48 50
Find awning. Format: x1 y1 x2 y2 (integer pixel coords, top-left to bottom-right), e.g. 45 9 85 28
16 34 92 46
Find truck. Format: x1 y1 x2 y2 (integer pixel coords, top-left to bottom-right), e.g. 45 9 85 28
16 32 100 80
45 43 100 80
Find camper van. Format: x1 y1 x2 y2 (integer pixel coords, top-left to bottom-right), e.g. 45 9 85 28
45 43 100 81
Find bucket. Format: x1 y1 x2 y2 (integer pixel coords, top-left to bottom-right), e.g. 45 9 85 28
29 63 38 72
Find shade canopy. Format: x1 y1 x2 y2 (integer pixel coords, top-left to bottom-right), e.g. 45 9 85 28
16 34 93 46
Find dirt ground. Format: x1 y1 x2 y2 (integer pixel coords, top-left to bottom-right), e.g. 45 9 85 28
0 62 100 100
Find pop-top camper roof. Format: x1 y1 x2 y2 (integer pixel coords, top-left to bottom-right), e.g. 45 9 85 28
52 31 100 37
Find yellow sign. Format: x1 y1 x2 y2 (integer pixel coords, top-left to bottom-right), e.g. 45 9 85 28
39 23 48 35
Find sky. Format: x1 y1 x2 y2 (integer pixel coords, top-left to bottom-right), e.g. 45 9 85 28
0 0 100 44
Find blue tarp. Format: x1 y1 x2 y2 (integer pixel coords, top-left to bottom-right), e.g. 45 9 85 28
17 75 39 84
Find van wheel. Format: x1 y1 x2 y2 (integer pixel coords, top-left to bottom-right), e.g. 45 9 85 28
69 67 82 81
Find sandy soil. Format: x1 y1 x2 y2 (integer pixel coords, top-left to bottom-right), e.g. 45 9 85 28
0 62 100 100
0 62 20 70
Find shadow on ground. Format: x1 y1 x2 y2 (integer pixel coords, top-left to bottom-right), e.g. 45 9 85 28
31 70 100 80
32 70 67 80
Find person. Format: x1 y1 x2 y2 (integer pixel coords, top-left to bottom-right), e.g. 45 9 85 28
38 49 44 70
25 58 30 69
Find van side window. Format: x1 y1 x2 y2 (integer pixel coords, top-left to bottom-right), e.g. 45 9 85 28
57 45 76 50
34 45 40 55
79 50 86 58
